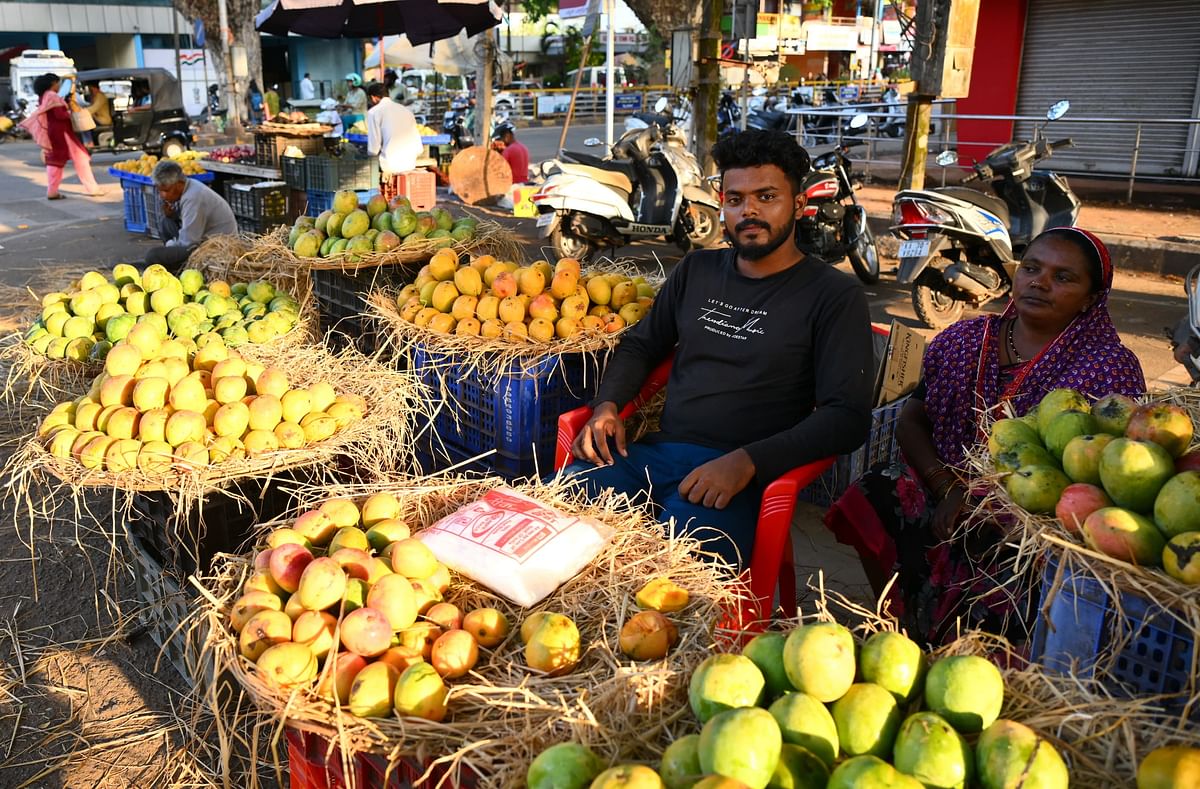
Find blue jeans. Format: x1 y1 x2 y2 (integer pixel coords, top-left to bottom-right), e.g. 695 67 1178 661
561 441 764 570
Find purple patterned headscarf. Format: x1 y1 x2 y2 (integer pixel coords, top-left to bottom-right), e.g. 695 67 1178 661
922 227 1146 467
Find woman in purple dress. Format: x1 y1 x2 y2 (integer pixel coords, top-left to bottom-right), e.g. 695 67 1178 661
827 227 1146 646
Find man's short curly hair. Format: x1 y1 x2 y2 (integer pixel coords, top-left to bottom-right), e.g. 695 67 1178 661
711 129 811 195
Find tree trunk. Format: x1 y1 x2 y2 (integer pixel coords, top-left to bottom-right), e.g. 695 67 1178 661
692 0 722 175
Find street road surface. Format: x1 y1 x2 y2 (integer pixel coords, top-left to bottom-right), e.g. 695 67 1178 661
0 139 1186 386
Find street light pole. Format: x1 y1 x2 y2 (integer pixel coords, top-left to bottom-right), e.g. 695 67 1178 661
604 0 614 147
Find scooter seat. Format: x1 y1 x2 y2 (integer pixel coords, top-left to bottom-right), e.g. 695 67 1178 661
559 162 633 195
936 187 1011 227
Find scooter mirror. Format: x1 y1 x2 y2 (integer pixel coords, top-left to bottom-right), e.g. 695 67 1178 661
850 113 869 130
584 137 603 146
654 96 669 113
935 150 958 166
1046 100 1070 121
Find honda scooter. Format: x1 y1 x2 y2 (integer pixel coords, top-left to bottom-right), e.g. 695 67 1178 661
891 100 1079 328
531 123 722 260
797 114 880 284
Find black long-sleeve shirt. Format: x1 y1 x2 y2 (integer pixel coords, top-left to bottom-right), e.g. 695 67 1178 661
592 248 874 482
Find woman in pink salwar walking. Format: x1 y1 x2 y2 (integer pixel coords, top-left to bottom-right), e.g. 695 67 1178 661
23 73 102 200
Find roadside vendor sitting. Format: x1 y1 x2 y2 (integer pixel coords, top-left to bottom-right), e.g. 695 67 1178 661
561 129 875 569
144 160 237 272
825 227 1146 646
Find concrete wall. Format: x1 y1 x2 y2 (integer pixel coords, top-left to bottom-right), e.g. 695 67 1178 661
289 39 361 101
955 0 1028 164
0 3 187 35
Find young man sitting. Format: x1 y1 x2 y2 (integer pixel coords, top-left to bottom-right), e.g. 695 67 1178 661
564 129 874 569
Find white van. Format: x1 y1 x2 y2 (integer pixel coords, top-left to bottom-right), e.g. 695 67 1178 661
565 66 631 90
9 49 76 111
398 69 469 100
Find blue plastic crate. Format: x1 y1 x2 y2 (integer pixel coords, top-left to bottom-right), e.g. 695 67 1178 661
310 265 413 355
413 343 602 481
1031 556 1196 716
121 178 148 233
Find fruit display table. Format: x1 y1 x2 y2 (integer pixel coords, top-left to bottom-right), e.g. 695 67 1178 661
201 160 282 179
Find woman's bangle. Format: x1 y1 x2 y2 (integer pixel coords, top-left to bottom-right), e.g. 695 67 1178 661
924 467 961 501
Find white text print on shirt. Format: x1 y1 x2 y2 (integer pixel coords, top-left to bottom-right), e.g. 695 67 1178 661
697 299 768 341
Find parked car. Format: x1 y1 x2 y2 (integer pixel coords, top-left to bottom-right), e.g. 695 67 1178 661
493 80 541 113
564 66 630 90
69 67 195 157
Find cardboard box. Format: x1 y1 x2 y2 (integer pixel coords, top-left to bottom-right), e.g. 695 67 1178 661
875 321 927 407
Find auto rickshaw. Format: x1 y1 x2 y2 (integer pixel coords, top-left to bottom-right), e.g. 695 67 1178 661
68 67 195 157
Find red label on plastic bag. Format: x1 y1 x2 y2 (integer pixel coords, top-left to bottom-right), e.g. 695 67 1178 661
442 488 575 564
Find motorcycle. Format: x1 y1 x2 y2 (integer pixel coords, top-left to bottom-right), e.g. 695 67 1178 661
891 100 1079 328
443 97 475 151
0 100 30 141
877 86 904 138
624 95 693 138
716 91 741 137
532 123 722 260
873 85 935 140
796 114 880 284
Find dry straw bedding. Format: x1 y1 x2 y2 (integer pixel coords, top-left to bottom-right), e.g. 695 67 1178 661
787 595 1196 789
959 387 1200 716
187 475 743 788
4 343 430 548
0 233 321 410
268 218 525 273
366 257 666 387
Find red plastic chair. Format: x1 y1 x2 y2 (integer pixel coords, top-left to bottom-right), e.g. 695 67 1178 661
554 353 834 629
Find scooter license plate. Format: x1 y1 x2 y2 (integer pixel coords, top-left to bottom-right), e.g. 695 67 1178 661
899 239 930 258
535 212 555 228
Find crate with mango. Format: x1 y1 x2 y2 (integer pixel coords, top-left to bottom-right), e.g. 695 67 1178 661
381 251 657 345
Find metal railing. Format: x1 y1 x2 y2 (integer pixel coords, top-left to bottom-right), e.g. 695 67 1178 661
789 104 1200 201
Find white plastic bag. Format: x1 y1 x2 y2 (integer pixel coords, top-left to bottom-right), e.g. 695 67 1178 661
417 487 613 607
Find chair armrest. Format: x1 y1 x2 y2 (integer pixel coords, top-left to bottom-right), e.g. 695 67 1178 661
744 456 836 621
555 406 593 471
553 352 676 471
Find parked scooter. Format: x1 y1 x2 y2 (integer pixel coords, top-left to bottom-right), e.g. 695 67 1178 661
0 100 30 141
443 97 475 151
891 100 1079 328
797 114 880 284
624 95 693 138
532 123 722 260
1169 265 1200 383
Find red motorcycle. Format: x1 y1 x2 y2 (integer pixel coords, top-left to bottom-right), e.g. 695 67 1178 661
795 114 880 284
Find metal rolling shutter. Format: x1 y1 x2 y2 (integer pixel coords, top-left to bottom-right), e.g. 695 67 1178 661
1014 0 1200 178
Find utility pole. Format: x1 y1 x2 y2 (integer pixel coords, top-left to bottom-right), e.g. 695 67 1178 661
693 0 723 173
217 0 241 132
476 33 495 144
604 0 614 146
559 32 596 153
898 0 980 190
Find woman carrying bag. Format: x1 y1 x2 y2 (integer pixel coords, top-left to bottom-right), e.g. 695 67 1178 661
21 73 102 199
68 86 97 148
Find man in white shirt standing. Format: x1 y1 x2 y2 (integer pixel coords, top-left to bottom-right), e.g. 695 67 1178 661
300 73 316 100
366 82 423 183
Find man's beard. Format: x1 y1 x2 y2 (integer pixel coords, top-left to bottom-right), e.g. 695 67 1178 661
729 216 795 261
